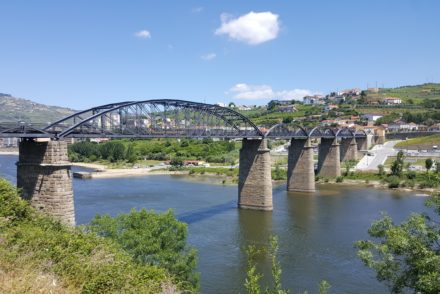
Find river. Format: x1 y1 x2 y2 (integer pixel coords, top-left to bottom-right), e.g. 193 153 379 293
0 155 428 293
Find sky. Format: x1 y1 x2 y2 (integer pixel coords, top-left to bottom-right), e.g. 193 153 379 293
0 0 439 109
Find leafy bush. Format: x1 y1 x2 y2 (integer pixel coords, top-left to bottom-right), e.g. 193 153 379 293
386 175 401 188
406 171 417 180
0 179 174 293
87 209 199 291
356 193 440 293
336 176 344 183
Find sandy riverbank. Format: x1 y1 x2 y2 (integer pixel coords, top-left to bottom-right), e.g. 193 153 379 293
0 151 19 155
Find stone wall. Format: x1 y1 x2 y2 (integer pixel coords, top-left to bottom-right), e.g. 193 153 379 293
17 140 75 226
238 139 273 210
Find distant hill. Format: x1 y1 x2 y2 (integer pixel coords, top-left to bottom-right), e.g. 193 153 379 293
368 83 440 104
0 93 76 124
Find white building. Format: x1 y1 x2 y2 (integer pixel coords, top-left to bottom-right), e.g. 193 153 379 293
383 97 402 105
361 114 383 122
303 95 325 105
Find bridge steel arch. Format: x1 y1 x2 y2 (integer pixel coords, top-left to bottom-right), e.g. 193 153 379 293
51 99 264 139
264 123 366 140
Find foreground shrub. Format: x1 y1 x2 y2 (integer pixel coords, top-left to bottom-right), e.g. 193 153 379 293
385 175 400 188
87 209 199 292
0 178 178 293
356 193 440 293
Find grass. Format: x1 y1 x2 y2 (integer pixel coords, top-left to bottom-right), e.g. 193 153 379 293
0 178 179 293
395 135 440 148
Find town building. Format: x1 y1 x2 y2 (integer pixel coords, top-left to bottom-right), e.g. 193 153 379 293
361 113 383 122
383 97 402 105
303 95 325 105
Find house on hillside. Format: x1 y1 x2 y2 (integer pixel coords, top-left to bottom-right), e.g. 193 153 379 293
361 113 383 122
383 97 402 105
324 104 339 112
303 95 325 105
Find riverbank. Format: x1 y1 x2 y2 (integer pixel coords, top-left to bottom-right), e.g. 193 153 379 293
70 162 439 193
0 150 18 155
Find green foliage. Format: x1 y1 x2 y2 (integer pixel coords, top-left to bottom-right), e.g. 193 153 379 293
0 179 32 222
170 157 184 167
335 176 344 183
87 209 199 292
395 135 440 148
244 245 262 294
390 151 405 177
319 280 331 294
125 144 138 163
343 160 357 176
244 236 331 294
356 193 440 294
386 175 401 188
272 163 287 180
70 138 239 164
0 179 174 293
99 141 126 162
244 236 289 294
425 158 434 172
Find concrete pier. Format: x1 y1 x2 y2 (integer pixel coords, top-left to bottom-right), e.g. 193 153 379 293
356 137 368 151
238 139 273 211
340 137 358 161
17 139 75 226
317 138 341 178
287 138 315 192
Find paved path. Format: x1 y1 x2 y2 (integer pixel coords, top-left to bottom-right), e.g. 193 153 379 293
356 141 400 171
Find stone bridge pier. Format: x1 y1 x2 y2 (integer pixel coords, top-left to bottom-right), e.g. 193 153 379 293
17 139 75 226
287 138 315 192
356 137 368 151
238 138 273 211
339 137 358 161
317 138 341 178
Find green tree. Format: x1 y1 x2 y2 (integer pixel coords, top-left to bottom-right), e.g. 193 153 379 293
170 157 184 167
126 144 138 163
390 151 405 176
425 158 434 173
87 209 199 291
356 193 440 294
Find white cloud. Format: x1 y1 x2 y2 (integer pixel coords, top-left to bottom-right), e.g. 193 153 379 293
215 11 280 45
134 30 151 39
201 53 217 61
228 83 319 101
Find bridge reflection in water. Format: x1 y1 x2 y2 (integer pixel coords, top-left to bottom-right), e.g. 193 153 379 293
0 99 383 225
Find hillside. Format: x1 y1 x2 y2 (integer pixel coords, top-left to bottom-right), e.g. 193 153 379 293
0 93 76 124
367 83 440 104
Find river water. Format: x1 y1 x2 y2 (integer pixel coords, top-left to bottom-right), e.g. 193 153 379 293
0 155 428 293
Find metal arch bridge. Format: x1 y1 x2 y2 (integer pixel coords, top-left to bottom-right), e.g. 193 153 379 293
264 123 369 140
0 99 367 140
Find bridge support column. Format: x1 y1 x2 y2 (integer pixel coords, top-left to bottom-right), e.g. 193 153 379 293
238 139 272 211
340 137 358 161
356 137 368 151
318 138 341 178
376 135 385 145
287 138 315 192
17 139 75 226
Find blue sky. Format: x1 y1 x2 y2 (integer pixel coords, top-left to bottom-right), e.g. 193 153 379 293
0 0 439 109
